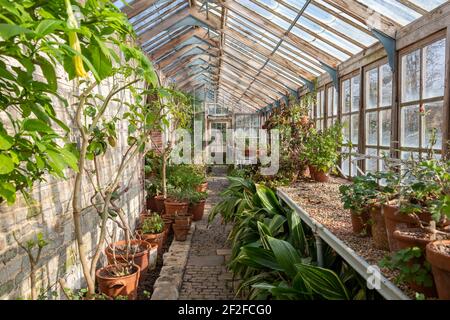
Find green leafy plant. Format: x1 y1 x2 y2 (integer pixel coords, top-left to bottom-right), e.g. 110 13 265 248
141 214 164 234
302 123 344 173
339 174 379 214
380 247 433 288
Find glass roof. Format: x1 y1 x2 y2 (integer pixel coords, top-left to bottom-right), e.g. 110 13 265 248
120 0 448 110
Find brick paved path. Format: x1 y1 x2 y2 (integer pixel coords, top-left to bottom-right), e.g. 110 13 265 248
179 168 236 300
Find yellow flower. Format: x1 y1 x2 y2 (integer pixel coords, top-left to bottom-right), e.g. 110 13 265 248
65 0 88 78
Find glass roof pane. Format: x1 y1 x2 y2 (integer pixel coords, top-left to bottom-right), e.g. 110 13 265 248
408 0 447 11
358 0 421 26
304 4 377 46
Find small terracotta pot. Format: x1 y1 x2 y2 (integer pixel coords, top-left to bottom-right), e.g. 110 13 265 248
393 228 438 298
383 204 420 252
137 230 164 255
190 200 206 221
309 166 329 183
196 182 208 192
105 240 153 277
146 196 158 212
96 263 140 300
426 240 450 300
369 204 389 251
154 195 166 214
164 200 189 216
350 209 371 236
173 224 190 241
174 214 191 227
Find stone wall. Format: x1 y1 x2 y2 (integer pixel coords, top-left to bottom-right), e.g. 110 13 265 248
0 64 145 299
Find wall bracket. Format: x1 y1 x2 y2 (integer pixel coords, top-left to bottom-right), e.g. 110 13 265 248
320 63 339 92
371 28 396 73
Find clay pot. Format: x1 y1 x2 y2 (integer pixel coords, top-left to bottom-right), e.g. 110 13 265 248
426 240 450 300
137 230 164 255
383 204 421 252
196 182 208 193
190 200 206 221
146 196 158 212
174 214 191 227
104 240 154 277
309 166 329 183
350 210 371 236
164 200 189 216
173 224 190 241
154 195 166 214
96 263 140 300
393 228 438 298
369 204 389 251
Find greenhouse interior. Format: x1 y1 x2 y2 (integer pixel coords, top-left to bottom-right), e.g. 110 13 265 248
1 0 450 303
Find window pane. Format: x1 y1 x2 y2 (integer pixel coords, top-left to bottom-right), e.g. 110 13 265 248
380 110 391 147
423 101 443 150
401 50 420 103
401 105 420 147
327 87 333 116
342 115 350 143
333 88 338 115
423 39 446 99
366 68 378 109
380 64 393 107
366 112 378 145
351 75 360 111
366 148 378 173
351 114 359 144
342 80 351 113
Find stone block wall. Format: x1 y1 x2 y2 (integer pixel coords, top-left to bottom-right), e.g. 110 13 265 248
0 64 145 299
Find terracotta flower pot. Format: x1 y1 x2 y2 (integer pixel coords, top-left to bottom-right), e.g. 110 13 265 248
96 263 140 300
313 169 329 183
426 240 450 300
154 195 166 214
369 204 389 251
350 210 371 236
174 214 191 227
164 200 189 216
146 196 158 212
383 204 421 252
393 228 439 298
196 182 208 192
190 200 206 221
104 240 154 277
137 230 164 255
173 224 190 241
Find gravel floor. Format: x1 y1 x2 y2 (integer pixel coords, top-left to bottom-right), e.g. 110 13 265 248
279 176 416 299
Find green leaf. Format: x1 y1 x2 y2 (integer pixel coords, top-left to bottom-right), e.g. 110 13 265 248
36 57 57 91
59 146 79 172
22 119 54 133
287 210 308 255
35 19 62 37
85 44 112 81
0 23 33 40
0 132 13 150
46 150 66 177
0 182 16 205
295 263 350 300
235 246 282 271
0 154 15 174
256 184 284 215
267 236 301 278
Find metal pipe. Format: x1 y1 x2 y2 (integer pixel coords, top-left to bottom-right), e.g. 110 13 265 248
315 233 324 267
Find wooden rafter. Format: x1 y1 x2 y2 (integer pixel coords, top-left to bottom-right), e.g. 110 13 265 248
122 0 159 19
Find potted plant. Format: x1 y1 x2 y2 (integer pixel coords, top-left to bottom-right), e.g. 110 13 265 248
339 174 378 236
164 188 190 218
384 160 450 251
137 214 165 255
96 263 140 300
104 239 157 281
302 124 343 183
189 191 208 221
145 176 162 212
380 246 437 298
